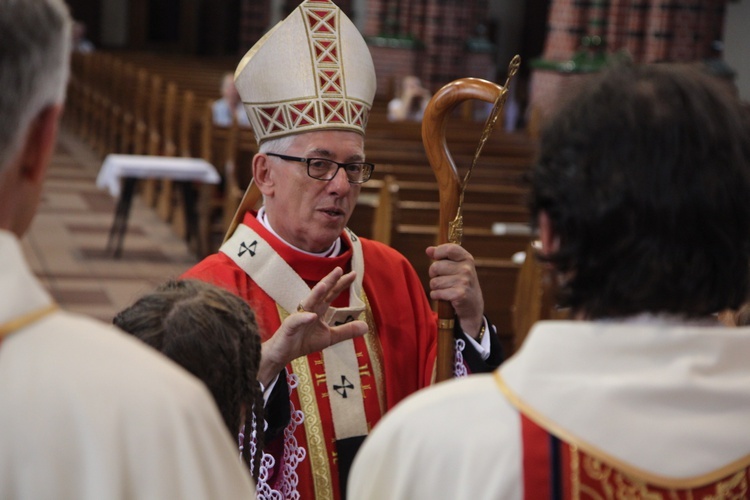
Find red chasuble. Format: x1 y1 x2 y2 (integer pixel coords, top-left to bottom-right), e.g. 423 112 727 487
520 414 750 499
183 212 438 499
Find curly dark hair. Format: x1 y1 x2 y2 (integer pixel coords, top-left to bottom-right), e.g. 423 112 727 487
530 63 750 319
113 279 265 480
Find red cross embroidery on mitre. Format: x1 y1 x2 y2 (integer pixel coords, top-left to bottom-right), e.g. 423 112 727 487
319 70 342 95
289 102 318 127
306 10 336 34
321 99 345 123
349 102 367 127
314 40 339 65
258 106 288 134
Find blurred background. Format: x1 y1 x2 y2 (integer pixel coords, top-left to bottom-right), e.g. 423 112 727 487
52 0 749 353
67 0 750 115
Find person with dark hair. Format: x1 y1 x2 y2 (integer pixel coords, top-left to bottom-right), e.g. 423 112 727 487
114 279 265 480
0 1 254 497
349 63 750 499
117 266 366 496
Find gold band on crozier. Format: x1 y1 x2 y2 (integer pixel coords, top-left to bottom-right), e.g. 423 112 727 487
438 319 455 330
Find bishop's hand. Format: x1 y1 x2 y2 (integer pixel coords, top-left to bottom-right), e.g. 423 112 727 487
257 267 368 386
426 243 485 338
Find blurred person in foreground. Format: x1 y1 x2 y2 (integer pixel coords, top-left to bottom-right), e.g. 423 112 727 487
114 279 266 482
349 63 750 499
0 1 253 497
182 0 503 497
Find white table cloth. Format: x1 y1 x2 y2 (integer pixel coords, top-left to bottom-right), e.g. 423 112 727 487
96 154 220 197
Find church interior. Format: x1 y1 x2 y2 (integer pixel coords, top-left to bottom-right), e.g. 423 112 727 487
39 0 749 355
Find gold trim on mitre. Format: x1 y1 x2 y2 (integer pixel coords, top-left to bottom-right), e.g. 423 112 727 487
234 0 376 146
226 0 376 242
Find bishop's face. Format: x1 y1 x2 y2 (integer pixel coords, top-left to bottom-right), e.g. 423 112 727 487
260 130 364 253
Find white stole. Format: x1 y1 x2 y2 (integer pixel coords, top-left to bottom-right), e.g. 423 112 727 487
220 224 369 441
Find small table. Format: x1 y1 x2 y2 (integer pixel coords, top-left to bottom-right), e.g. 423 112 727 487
96 154 221 258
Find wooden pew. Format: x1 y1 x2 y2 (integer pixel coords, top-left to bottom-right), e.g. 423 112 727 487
365 110 534 146
370 161 531 185
510 242 570 354
364 133 536 160
475 258 522 355
108 50 234 108
350 177 532 241
347 175 398 243
366 147 532 171
349 180 524 352
151 80 182 216
397 200 530 227
67 49 539 281
386 180 528 206
392 224 530 264
192 100 258 255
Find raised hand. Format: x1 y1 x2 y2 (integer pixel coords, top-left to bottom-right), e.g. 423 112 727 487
258 267 368 386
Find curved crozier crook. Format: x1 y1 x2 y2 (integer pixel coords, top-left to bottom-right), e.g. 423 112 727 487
421 77 509 383
421 78 507 246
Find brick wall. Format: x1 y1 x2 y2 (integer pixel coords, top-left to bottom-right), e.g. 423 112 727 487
234 0 729 124
537 0 727 64
360 0 499 98
237 0 496 98
529 0 729 125
542 0 586 60
239 0 271 54
465 52 496 82
422 1 491 90
362 0 384 37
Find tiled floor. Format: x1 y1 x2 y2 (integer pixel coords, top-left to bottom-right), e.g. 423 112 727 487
22 126 200 323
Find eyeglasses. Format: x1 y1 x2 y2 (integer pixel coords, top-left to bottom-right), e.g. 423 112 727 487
266 153 374 184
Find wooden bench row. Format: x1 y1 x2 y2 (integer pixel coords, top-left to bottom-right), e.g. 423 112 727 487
65 51 556 351
66 51 250 256
365 127 536 160
101 50 234 105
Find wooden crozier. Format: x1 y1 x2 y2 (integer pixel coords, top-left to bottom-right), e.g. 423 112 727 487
422 57 520 382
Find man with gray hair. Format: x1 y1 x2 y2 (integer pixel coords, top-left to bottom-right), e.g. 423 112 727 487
0 1 255 497
184 0 503 497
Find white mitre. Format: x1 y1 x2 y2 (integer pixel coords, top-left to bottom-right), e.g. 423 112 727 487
234 0 376 145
